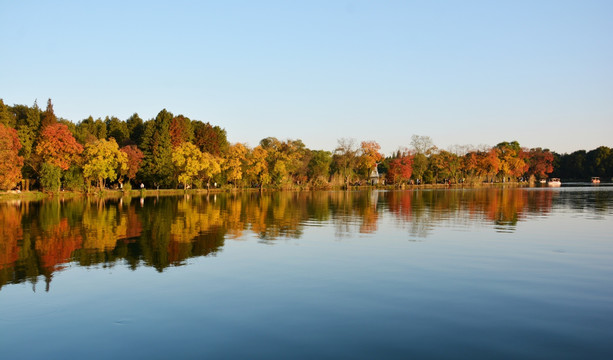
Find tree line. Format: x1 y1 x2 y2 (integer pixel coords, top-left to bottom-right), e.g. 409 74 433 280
0 98 611 192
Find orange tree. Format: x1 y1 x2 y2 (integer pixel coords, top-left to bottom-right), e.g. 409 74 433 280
35 123 83 191
0 123 24 190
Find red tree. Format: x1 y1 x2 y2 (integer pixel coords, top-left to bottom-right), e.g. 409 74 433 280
36 123 83 170
386 154 413 184
169 115 192 148
120 145 144 182
0 123 24 190
526 148 554 179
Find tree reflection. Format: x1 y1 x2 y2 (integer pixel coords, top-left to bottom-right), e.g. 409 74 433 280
1 188 610 291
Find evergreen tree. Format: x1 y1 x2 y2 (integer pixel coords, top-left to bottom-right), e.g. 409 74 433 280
140 109 174 188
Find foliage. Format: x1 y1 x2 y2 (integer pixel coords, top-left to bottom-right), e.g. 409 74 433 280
333 138 358 187
224 143 248 187
358 141 383 177
62 165 86 191
126 113 145 146
193 121 229 156
36 123 83 171
40 99 57 129
0 99 16 128
172 142 206 188
0 123 24 190
526 148 554 179
83 139 128 189
120 145 144 182
307 150 332 182
40 162 62 192
386 153 413 185
140 109 174 188
106 116 130 145
75 116 107 144
169 115 193 148
245 145 271 188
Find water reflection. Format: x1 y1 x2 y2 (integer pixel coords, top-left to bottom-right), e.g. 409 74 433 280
0 188 611 291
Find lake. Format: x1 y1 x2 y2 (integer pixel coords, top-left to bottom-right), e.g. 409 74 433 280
1 186 612 359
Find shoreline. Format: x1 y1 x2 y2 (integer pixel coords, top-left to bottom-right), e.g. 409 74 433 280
0 182 551 202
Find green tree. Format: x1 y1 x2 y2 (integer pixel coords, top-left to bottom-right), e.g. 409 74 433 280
586 146 612 178
0 99 16 128
40 162 62 192
106 116 129 145
307 150 332 183
140 109 174 188
333 138 358 187
126 113 145 146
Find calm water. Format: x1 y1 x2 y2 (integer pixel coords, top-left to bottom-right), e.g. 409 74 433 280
1 187 612 359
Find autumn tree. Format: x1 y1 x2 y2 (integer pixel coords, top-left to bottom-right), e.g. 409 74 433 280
526 148 554 180
358 141 383 178
198 152 222 189
169 115 193 148
0 123 24 190
119 145 144 184
36 123 83 171
496 141 528 181
258 137 307 186
478 148 500 182
223 143 247 188
386 153 413 185
83 139 128 190
40 99 57 129
172 142 206 189
193 121 229 156
245 145 270 190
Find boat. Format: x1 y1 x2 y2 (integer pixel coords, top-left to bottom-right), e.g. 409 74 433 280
548 178 561 187
591 177 600 184
539 179 546 184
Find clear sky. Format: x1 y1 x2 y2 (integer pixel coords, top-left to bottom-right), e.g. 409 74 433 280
1 0 612 155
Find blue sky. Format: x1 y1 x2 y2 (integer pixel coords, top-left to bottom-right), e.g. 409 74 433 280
1 0 612 155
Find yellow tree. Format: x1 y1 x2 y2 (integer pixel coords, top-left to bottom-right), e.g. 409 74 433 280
198 152 222 189
83 139 128 190
358 141 383 178
496 141 527 181
224 143 247 188
172 142 206 189
246 145 271 190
